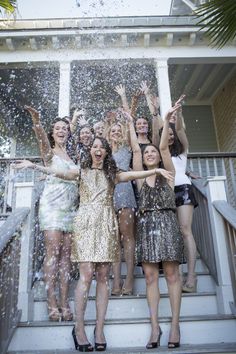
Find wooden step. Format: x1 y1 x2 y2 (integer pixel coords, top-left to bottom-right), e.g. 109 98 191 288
33 291 218 321
33 272 216 299
7 342 236 354
8 315 236 351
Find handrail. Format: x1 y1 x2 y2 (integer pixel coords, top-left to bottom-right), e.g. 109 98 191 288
212 200 236 313
213 201 236 229
188 152 236 158
0 207 30 253
0 207 30 354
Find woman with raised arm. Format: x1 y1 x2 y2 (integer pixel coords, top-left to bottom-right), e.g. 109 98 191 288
14 136 172 352
168 96 198 293
139 80 163 147
128 104 184 349
105 120 137 295
24 106 78 322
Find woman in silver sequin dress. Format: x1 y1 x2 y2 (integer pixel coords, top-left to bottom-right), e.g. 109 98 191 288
128 104 184 349
24 106 78 322
14 136 173 351
106 121 137 295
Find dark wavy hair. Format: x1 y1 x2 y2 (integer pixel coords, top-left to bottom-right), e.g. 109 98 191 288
142 143 162 169
81 136 117 184
78 124 94 142
159 123 184 157
135 116 152 142
168 123 185 157
48 117 77 163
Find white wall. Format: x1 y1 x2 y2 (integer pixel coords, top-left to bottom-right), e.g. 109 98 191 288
16 0 171 19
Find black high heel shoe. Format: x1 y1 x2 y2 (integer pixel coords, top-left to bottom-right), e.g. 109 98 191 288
146 327 162 349
168 326 180 349
72 326 94 352
94 327 107 351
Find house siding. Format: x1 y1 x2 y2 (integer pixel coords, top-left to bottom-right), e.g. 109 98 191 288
213 73 236 208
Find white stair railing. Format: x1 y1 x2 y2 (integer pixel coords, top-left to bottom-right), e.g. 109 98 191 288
193 177 235 314
0 207 30 354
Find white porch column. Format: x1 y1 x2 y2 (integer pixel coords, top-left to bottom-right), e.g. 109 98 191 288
205 176 234 314
58 61 71 117
154 59 172 118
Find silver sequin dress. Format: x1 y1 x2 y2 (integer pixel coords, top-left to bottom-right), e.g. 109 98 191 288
72 168 119 263
135 176 184 265
113 146 137 212
39 155 79 233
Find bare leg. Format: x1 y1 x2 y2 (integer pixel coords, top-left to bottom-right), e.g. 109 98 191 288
119 208 135 293
74 262 94 344
111 241 122 295
59 232 72 318
44 230 62 311
142 263 161 344
163 261 182 343
95 263 110 343
177 205 197 287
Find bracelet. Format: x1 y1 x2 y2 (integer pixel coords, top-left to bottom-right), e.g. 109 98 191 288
153 113 158 117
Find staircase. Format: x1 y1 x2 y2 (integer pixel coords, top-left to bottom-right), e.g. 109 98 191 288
8 256 236 353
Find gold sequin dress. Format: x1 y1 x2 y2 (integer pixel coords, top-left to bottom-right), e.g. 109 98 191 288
72 168 119 263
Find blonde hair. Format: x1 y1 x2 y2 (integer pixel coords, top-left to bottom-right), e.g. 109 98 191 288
105 121 128 147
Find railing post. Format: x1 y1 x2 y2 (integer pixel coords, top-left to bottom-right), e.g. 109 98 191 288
205 176 234 314
15 182 35 321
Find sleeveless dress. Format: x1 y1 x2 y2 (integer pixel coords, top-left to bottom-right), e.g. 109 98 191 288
113 146 137 212
39 155 79 233
72 168 119 263
135 176 184 265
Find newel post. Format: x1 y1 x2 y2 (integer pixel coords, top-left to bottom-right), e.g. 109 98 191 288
205 176 234 314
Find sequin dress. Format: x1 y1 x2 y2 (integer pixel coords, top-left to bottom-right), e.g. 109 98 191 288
72 168 119 263
113 146 137 211
135 176 184 264
39 155 79 233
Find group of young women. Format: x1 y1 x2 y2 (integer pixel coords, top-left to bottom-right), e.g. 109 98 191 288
14 82 198 351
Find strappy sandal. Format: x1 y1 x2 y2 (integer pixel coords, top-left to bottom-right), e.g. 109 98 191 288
48 307 61 322
61 306 73 321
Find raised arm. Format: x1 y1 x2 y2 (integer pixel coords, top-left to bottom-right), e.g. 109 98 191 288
160 104 181 188
150 95 163 147
122 111 144 190
139 81 163 146
70 108 86 134
114 84 130 112
130 89 142 118
116 167 174 184
175 95 188 153
25 105 53 164
13 159 80 181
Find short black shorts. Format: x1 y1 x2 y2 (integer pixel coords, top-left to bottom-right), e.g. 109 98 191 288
174 184 198 208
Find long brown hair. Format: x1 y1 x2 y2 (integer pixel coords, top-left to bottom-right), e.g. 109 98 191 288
81 137 117 184
48 117 77 162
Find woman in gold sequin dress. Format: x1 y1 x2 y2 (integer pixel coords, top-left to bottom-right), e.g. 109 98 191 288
127 104 184 350
14 136 173 352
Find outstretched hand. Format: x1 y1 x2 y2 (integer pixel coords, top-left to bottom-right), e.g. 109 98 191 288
114 84 126 96
73 108 86 119
139 81 150 95
165 103 181 122
175 94 186 106
12 160 35 170
24 106 40 125
121 109 133 123
157 168 174 182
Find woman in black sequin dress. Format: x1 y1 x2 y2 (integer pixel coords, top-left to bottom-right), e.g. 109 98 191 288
128 104 184 349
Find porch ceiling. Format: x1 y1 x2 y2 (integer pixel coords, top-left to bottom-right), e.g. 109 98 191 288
169 62 236 104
